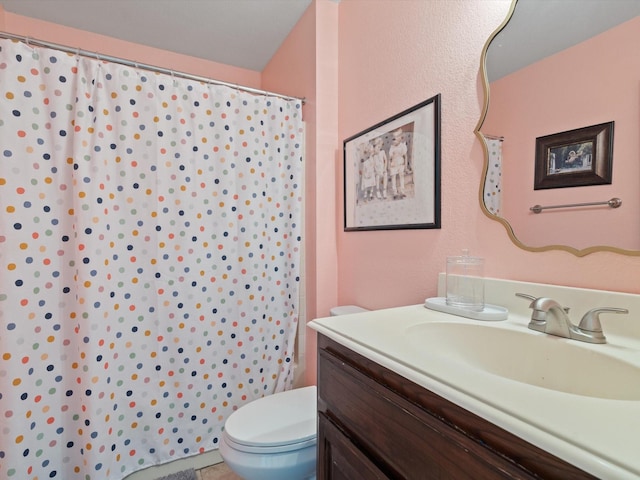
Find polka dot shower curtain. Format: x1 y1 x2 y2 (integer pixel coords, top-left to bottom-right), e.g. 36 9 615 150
0 39 303 479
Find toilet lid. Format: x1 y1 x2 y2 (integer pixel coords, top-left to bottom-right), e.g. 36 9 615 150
224 386 317 448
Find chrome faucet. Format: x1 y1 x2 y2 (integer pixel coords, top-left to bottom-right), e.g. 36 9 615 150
516 293 628 344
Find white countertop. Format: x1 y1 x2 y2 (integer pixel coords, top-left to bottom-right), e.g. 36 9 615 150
309 289 640 479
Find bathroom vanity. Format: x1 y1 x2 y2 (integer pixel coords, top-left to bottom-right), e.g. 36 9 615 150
317 333 592 479
309 278 640 479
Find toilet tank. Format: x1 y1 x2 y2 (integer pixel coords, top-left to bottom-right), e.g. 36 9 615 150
330 305 369 316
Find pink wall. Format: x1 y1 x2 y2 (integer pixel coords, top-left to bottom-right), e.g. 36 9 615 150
483 17 640 251
335 0 640 324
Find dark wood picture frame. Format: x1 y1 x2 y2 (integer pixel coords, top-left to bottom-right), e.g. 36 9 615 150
534 121 614 190
343 94 441 231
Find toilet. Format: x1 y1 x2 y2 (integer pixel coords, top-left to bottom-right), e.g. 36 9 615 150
219 305 368 480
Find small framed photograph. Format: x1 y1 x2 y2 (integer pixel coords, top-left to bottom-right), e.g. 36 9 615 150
534 122 614 190
343 94 441 231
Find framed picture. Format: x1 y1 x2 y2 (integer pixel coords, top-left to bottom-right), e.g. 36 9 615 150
343 94 441 231
534 121 614 190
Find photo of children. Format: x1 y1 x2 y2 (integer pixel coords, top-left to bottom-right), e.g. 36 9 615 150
344 94 441 231
355 124 415 205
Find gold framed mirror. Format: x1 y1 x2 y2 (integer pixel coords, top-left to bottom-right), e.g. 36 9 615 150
476 0 640 257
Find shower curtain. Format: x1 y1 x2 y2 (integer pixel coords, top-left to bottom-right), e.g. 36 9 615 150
483 137 503 216
0 39 304 479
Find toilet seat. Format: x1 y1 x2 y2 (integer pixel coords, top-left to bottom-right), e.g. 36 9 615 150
223 386 317 454
222 431 316 454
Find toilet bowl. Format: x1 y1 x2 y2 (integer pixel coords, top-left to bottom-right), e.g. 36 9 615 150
219 385 317 480
219 306 368 480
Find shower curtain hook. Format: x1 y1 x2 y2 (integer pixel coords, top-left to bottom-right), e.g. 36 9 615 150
25 36 31 46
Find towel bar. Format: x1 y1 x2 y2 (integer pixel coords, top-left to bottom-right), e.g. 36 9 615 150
530 197 622 214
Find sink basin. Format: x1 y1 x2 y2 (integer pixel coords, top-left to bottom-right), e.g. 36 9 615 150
406 322 640 400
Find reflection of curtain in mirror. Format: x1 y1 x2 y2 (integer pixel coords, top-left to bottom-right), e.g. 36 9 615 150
484 137 503 215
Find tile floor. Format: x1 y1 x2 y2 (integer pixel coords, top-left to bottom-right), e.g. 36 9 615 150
196 462 242 480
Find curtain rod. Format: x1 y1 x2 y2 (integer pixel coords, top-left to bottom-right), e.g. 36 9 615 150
0 31 305 104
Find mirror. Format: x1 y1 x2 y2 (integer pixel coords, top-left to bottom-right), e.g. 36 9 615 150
477 0 640 256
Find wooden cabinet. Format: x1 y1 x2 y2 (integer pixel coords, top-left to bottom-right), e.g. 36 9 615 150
317 333 595 480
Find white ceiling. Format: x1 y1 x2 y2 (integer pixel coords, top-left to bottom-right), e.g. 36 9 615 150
0 0 312 71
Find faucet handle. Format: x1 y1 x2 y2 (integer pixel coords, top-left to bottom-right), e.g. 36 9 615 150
579 307 629 333
515 293 537 302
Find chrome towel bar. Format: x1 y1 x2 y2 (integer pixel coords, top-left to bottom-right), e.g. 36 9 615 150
530 197 622 214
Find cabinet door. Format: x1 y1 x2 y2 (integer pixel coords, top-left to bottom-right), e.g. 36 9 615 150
318 413 389 480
